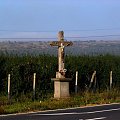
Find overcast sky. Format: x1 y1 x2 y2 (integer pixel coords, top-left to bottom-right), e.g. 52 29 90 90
0 0 120 40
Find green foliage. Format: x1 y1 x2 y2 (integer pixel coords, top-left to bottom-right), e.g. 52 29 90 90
0 106 4 114
0 53 120 100
66 55 120 91
1 89 120 114
0 53 120 114
0 54 56 97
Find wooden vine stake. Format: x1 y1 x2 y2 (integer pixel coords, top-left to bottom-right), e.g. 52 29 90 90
110 71 112 90
8 74 11 102
89 71 96 89
33 73 36 100
75 71 78 94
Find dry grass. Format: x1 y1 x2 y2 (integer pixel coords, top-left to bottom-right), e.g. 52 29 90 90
0 89 120 114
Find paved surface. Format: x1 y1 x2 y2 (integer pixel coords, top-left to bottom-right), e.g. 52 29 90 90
0 103 120 120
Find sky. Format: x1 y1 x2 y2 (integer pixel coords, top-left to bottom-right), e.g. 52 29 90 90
0 0 120 41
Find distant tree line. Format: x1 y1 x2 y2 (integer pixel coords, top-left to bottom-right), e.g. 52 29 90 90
0 53 120 99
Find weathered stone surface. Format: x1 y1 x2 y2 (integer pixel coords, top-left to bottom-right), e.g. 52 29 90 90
54 81 70 98
50 31 73 98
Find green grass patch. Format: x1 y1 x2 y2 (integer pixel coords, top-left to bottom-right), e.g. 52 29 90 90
0 89 120 114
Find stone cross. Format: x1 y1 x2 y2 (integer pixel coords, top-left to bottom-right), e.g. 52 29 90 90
50 31 73 98
50 31 73 78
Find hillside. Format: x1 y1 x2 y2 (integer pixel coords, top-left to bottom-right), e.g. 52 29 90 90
0 40 120 55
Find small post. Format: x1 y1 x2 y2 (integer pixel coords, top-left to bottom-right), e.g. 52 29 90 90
33 73 36 100
8 74 10 101
110 71 112 90
75 71 78 94
93 74 97 92
89 71 96 89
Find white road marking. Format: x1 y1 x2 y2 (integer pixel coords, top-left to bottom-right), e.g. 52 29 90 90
86 117 106 120
34 112 77 116
79 117 106 120
84 108 120 114
33 108 120 116
0 103 119 117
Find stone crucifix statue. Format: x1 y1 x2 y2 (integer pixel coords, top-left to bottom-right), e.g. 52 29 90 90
50 31 73 78
50 31 73 98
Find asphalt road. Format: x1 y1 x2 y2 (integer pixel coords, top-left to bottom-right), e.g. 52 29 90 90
0 103 120 120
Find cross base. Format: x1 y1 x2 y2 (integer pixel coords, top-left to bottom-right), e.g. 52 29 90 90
51 72 72 99
54 81 70 98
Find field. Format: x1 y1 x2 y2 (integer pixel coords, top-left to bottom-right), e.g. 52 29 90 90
0 41 120 114
1 40 120 55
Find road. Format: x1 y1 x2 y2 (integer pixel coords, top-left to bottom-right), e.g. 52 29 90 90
0 103 120 120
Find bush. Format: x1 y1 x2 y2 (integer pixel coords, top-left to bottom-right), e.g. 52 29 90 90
0 106 5 114
0 54 120 100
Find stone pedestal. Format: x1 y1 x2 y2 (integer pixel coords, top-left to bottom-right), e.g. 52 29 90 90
54 81 69 98
51 78 71 98
51 72 71 98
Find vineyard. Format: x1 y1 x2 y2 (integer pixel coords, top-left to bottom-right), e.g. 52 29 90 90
0 53 120 100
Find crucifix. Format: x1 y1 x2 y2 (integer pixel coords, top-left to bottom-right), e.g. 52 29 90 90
50 31 73 98
50 31 73 78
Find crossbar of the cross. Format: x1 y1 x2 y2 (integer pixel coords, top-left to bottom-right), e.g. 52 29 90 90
50 41 73 47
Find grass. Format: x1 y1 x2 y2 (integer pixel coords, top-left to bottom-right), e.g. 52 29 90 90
0 89 120 114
